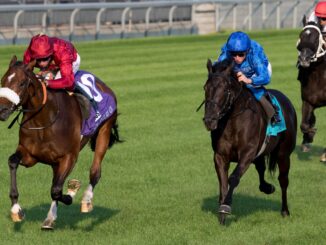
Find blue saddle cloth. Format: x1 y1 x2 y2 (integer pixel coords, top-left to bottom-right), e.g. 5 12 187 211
266 94 286 136
74 71 117 136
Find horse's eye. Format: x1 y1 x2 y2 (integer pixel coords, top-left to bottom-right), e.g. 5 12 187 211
20 82 25 88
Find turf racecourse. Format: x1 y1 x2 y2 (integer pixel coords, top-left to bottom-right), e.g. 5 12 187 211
0 29 325 244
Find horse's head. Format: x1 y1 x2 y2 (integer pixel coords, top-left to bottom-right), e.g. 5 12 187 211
0 56 36 121
203 59 239 131
297 17 325 68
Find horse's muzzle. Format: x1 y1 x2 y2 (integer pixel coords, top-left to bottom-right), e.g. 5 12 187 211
0 104 14 121
203 117 218 131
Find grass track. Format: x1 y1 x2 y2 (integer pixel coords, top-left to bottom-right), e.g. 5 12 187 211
0 29 325 244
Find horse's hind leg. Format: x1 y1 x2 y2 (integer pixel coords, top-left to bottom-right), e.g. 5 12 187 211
277 155 290 217
300 102 316 152
42 155 80 230
81 120 113 213
320 148 326 162
254 156 275 194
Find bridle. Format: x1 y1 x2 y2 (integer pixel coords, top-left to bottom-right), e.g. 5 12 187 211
8 67 60 130
202 72 243 122
297 24 326 63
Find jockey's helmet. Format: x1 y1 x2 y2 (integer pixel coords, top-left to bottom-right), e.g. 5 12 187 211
226 32 251 52
315 1 326 18
29 34 53 59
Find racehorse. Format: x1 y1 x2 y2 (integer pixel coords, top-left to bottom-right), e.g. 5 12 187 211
203 59 297 225
0 56 120 229
296 17 326 162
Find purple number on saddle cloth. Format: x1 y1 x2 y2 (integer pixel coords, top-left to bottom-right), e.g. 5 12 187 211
74 70 116 136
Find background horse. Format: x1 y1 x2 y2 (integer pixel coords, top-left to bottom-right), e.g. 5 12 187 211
297 18 326 162
0 56 120 229
203 59 297 225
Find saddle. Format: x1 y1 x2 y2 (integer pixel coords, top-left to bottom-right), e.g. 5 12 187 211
72 93 91 121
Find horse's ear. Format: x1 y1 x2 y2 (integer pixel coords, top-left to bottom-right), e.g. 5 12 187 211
26 59 36 71
9 55 17 67
207 59 213 73
302 15 307 27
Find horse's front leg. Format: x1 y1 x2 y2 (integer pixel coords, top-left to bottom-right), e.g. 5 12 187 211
9 147 37 222
42 155 80 230
8 152 24 222
213 153 230 225
300 101 316 152
219 157 252 225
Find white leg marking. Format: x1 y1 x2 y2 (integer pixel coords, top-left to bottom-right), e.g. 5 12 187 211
82 184 93 202
11 203 22 214
46 201 57 221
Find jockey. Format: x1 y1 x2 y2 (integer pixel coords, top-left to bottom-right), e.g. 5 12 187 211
216 31 280 124
308 1 326 38
23 33 101 119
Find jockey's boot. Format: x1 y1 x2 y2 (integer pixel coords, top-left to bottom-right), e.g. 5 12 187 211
74 83 101 120
265 92 281 125
258 95 275 124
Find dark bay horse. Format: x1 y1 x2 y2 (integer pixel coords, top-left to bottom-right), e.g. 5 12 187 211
0 56 120 229
203 59 297 225
296 18 326 162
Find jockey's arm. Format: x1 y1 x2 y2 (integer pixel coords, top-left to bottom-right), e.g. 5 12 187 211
46 61 75 91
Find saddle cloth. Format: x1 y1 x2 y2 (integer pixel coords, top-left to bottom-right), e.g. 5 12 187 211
74 70 117 136
266 94 286 136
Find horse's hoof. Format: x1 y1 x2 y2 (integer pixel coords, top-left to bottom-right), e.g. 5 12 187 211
301 144 311 153
67 179 81 194
218 204 231 215
81 201 93 213
259 183 275 194
320 153 326 163
41 219 55 230
281 210 290 217
219 214 227 225
11 209 25 222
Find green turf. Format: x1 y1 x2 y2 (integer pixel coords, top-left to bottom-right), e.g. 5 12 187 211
0 29 325 244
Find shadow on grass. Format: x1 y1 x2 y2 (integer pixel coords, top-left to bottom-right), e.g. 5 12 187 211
202 193 281 225
12 203 120 231
295 144 325 162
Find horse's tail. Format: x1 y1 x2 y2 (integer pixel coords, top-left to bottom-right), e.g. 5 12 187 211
267 152 278 174
90 119 123 152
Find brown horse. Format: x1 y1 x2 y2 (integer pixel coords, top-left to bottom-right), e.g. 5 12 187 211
297 18 326 162
0 56 120 229
203 59 297 225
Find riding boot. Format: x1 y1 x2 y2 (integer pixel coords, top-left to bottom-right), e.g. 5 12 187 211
258 95 275 123
265 93 281 124
74 83 101 119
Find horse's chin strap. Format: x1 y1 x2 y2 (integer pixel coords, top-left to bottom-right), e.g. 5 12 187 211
301 25 326 62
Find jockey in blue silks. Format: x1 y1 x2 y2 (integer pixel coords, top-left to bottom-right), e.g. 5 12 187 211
216 31 280 124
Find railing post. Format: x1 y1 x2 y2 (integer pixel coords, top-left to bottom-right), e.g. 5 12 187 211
168 5 177 35
69 8 80 41
145 7 152 37
121 7 130 39
13 10 24 45
96 8 106 40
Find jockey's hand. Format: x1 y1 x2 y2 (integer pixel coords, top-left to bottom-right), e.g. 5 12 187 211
236 72 252 84
37 71 54 80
